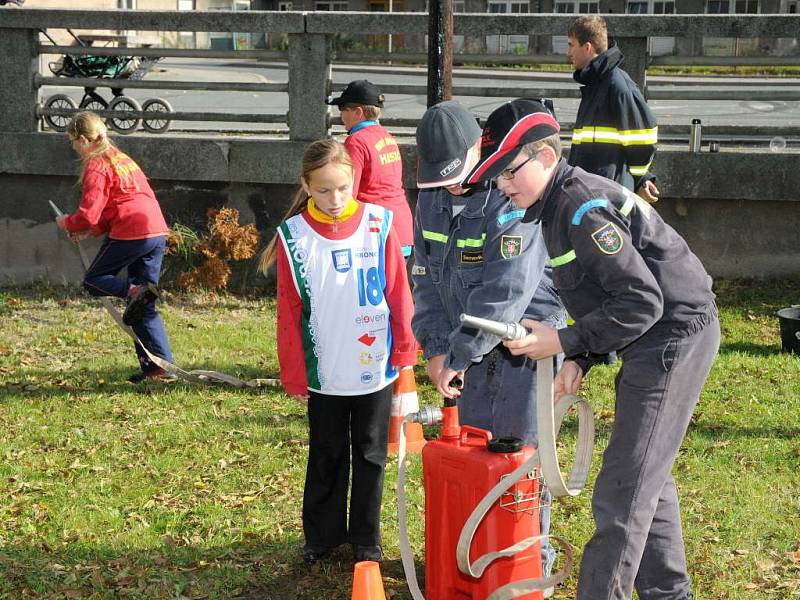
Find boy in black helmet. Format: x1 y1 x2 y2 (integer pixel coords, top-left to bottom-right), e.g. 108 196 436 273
465 98 719 600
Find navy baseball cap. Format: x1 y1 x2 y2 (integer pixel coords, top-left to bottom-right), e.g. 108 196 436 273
326 80 385 108
416 101 482 188
464 99 560 185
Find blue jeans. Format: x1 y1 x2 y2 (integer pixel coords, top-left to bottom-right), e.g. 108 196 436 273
458 346 562 577
84 236 174 373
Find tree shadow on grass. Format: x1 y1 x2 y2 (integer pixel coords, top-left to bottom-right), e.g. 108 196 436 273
717 340 786 358
0 365 283 402
0 540 418 600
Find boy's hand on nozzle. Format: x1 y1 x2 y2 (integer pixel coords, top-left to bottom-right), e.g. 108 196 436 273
55 215 68 231
425 354 446 386
435 367 464 400
504 319 563 360
554 359 584 401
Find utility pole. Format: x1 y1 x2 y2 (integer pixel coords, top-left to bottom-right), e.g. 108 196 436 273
426 0 454 107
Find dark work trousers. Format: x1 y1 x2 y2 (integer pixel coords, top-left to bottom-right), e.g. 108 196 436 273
303 383 393 549
83 236 174 373
577 311 720 600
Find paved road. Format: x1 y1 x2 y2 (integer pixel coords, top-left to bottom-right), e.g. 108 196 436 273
41 57 800 141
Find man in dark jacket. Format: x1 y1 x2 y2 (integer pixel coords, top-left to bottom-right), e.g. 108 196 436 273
567 15 660 203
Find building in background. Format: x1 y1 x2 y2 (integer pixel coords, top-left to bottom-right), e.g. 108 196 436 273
26 0 800 57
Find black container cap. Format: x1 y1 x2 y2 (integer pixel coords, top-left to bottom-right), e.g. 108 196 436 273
487 437 524 453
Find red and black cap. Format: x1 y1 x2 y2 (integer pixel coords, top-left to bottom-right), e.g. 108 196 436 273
464 98 560 185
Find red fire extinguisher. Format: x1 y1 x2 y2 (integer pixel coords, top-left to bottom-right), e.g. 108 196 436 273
422 399 544 600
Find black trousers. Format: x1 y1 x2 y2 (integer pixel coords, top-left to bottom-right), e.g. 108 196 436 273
303 383 393 549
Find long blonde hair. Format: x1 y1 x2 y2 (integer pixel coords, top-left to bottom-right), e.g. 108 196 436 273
257 139 354 274
67 111 139 189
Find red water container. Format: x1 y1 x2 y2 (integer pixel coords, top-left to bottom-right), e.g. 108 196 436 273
422 406 543 600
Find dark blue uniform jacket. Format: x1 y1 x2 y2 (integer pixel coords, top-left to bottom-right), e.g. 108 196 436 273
527 161 715 373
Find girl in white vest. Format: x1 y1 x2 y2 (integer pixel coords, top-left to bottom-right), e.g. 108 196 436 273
259 139 417 565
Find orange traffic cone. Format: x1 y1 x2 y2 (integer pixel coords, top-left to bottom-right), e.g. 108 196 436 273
388 366 426 454
351 561 386 600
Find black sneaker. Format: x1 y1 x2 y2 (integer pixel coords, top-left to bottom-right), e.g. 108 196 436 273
302 546 331 565
127 368 177 384
353 544 382 563
122 282 159 326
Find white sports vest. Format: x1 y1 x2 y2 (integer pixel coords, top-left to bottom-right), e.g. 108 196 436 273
278 206 398 395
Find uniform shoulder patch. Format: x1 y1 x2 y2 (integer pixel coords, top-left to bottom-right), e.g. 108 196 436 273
500 235 522 259
591 222 623 255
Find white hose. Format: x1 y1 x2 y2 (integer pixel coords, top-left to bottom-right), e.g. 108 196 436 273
397 358 595 599
397 418 426 600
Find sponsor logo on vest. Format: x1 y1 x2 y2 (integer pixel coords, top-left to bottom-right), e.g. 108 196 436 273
354 249 377 259
358 332 377 346
355 313 387 325
359 351 373 365
368 214 382 233
361 371 375 384
331 248 352 273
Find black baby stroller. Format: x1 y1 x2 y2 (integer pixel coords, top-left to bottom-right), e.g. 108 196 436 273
41 29 173 134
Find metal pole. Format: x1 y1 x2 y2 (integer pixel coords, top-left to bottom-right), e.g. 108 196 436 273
426 0 454 107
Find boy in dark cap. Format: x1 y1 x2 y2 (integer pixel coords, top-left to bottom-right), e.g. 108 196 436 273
326 80 413 257
466 98 719 600
412 100 565 589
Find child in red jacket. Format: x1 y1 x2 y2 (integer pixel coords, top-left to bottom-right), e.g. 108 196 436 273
55 111 174 383
326 80 414 258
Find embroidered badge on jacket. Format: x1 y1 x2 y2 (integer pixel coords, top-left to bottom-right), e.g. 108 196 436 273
500 235 522 259
592 222 623 255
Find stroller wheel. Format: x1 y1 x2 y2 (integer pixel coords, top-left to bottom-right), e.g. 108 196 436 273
43 94 77 132
107 96 141 135
141 98 173 134
80 98 108 114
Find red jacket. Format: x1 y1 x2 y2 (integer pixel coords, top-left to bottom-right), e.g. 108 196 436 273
63 151 169 240
345 122 414 250
276 202 417 396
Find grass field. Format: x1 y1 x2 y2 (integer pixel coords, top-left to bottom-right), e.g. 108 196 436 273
1 279 799 599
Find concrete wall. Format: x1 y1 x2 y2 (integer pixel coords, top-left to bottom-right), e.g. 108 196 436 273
2 133 799 285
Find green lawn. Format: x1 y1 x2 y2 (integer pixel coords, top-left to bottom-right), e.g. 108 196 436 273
0 280 798 599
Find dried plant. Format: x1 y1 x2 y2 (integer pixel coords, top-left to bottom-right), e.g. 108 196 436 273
168 208 260 291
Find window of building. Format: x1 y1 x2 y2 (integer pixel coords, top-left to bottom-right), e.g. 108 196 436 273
555 1 599 12
279 1 293 8
627 0 674 12
118 0 136 7
488 0 530 13
316 0 348 9
706 0 758 11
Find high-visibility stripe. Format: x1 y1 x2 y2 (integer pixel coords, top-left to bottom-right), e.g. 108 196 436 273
572 199 608 225
572 126 658 146
497 209 526 226
422 230 448 243
620 193 636 217
421 230 485 248
549 249 576 267
628 163 651 176
456 234 486 248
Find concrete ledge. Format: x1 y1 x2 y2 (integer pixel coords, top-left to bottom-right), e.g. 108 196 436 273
2 133 799 203
0 9 306 34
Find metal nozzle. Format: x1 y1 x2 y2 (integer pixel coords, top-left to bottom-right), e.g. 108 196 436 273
459 313 528 341
406 406 443 426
